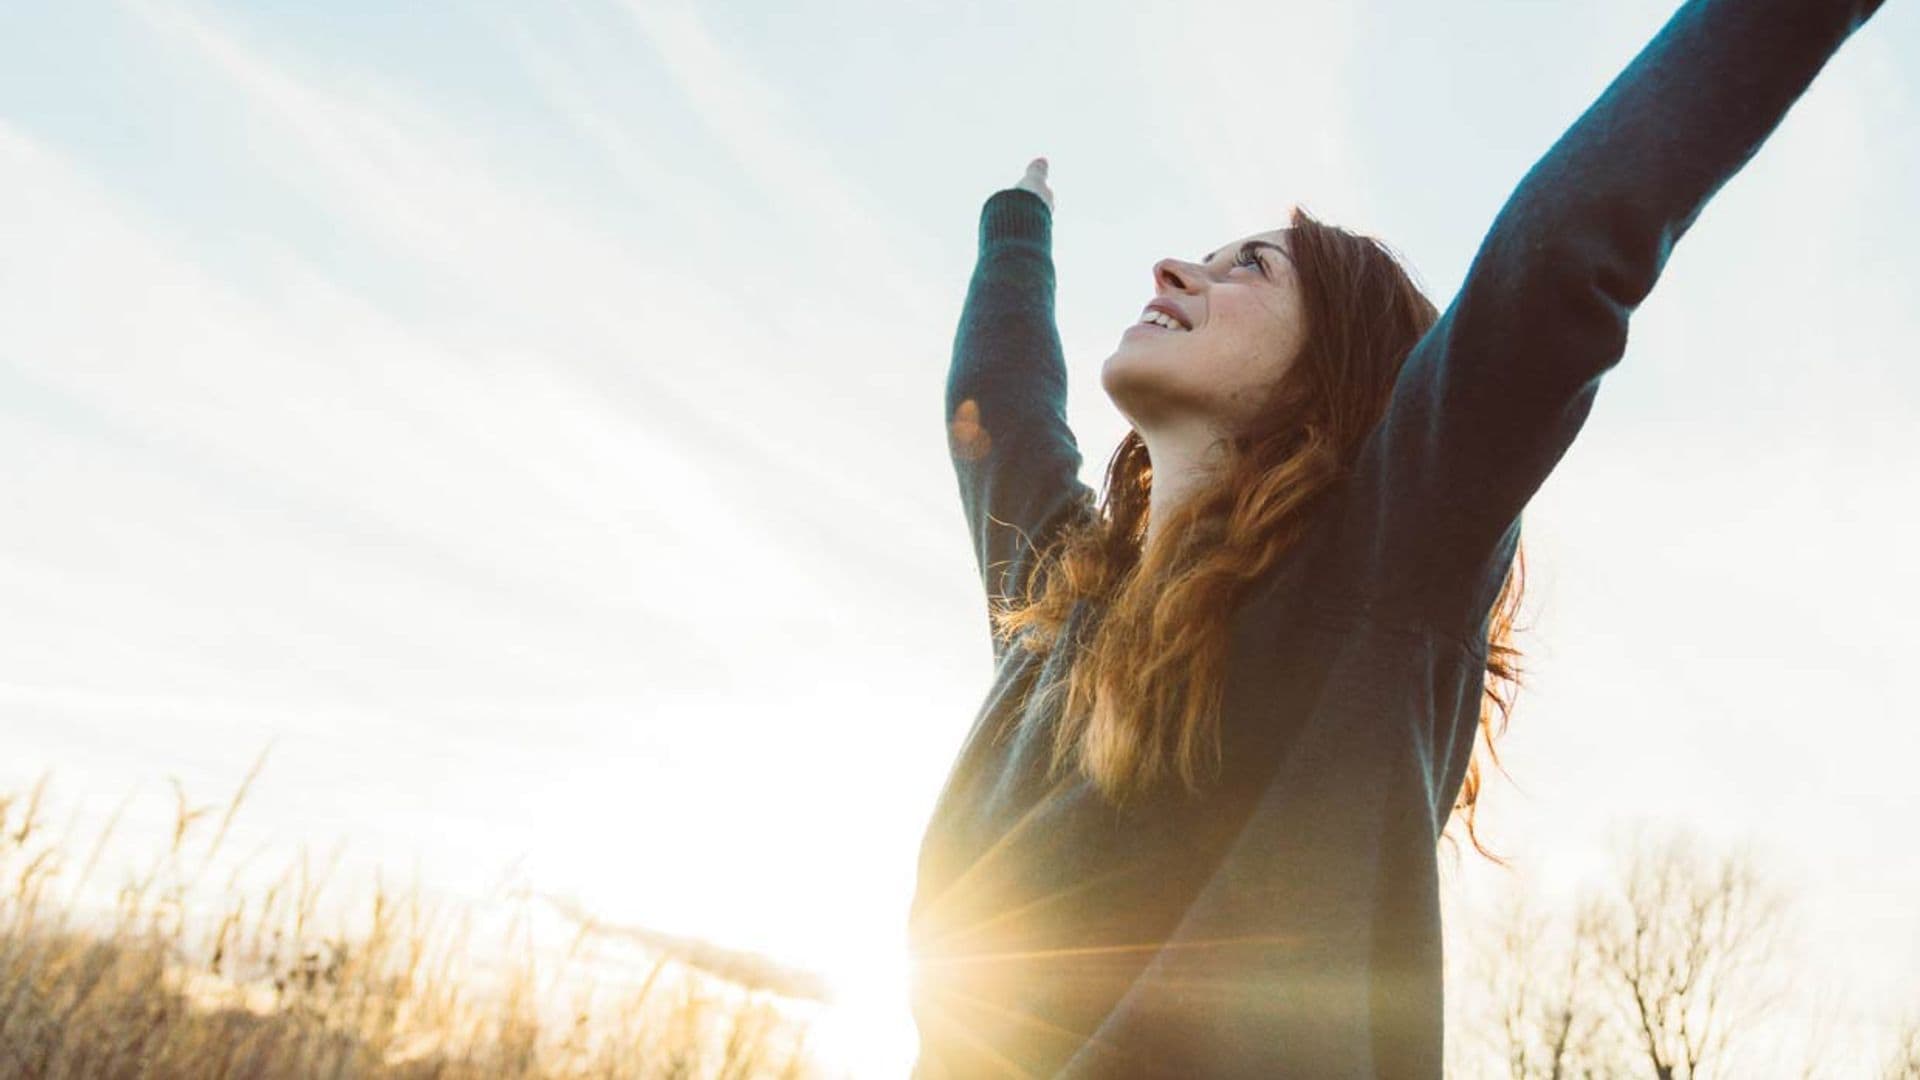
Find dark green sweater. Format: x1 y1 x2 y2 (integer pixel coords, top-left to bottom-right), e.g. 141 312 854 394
909 0 1887 1074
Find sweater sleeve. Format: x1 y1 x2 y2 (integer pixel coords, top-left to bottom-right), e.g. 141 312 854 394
1303 0 1887 636
946 187 1096 661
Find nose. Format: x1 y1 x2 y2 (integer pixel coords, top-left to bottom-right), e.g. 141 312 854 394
1152 256 1205 295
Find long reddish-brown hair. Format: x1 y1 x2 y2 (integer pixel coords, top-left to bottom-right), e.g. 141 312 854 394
994 204 1525 862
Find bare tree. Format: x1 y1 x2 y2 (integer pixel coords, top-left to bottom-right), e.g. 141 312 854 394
1452 874 1638 1079
1585 827 1791 1080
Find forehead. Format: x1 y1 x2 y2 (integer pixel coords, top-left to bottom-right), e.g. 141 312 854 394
1202 226 1294 263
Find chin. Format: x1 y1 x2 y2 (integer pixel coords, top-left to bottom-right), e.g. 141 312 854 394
1098 349 1142 401
1103 336 1170 376
1100 352 1178 420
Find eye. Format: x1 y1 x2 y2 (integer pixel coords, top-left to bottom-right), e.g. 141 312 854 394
1234 245 1267 276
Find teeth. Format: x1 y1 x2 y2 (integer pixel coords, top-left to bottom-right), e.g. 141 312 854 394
1139 311 1187 331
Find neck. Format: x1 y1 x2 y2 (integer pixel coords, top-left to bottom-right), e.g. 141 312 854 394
1141 422 1230 550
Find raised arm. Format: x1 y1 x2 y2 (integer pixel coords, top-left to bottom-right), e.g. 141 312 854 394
946 169 1096 661
1306 0 1889 638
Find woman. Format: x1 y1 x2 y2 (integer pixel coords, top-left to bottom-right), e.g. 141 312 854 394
908 0 1890 1075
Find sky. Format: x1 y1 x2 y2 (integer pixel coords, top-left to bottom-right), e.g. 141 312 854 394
2 0 1917 1074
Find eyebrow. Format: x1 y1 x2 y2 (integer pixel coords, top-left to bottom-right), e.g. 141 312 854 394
1201 239 1294 267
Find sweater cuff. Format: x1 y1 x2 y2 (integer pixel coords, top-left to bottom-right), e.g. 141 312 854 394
979 188 1051 250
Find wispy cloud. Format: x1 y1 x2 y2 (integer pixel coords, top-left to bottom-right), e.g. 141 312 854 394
1127 0 1369 233
610 0 947 326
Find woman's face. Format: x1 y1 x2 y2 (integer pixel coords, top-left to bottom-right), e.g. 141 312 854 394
1100 227 1308 440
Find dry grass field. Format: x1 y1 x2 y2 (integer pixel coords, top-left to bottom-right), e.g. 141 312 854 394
0 759 830 1080
12 754 1919 1079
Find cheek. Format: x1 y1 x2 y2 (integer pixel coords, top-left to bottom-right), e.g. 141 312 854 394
1231 299 1305 379
1202 325 1297 416
1201 327 1279 389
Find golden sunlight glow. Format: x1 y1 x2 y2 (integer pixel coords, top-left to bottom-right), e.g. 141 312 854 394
810 939 920 1079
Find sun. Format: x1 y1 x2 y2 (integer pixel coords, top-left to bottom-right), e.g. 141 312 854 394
804 938 920 1079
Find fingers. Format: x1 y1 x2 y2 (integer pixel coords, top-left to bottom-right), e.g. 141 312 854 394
1015 156 1054 212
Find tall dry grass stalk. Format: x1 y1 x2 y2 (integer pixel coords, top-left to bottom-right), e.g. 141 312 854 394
0 753 829 1079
